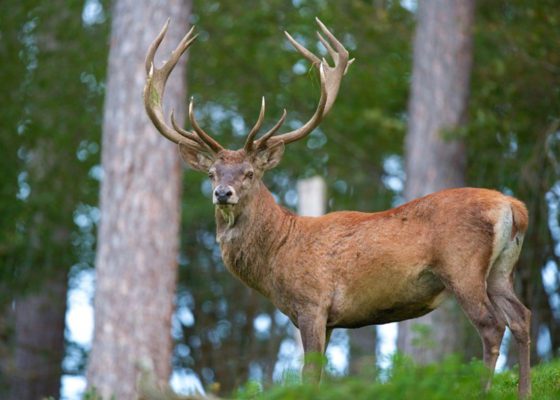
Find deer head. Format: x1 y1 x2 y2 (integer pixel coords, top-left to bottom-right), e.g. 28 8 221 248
143 18 352 211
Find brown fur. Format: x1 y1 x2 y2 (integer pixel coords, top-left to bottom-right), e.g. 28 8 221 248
215 184 525 328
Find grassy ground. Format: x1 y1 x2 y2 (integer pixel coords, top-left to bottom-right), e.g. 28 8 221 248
83 356 560 399
234 356 560 400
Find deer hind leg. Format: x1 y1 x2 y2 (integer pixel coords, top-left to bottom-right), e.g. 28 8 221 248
453 287 505 389
441 261 506 392
488 288 531 398
487 249 531 398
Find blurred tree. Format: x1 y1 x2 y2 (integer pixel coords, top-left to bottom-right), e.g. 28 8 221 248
348 326 376 375
8 273 67 399
397 0 476 362
86 0 190 398
0 1 107 397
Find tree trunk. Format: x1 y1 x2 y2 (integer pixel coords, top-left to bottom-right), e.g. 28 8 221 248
397 0 475 363
87 0 190 398
348 327 376 375
7 272 68 400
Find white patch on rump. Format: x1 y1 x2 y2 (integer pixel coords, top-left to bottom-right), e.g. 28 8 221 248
488 204 513 270
487 203 524 288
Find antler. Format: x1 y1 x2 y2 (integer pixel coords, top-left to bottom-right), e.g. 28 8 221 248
244 97 288 152
143 20 224 153
250 18 353 150
144 19 351 155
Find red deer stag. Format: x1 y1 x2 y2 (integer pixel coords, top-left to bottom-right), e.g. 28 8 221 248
143 19 531 397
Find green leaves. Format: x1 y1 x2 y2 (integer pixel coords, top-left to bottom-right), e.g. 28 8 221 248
0 0 109 302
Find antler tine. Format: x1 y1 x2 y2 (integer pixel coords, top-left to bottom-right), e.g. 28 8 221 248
255 109 288 149
145 19 170 75
315 17 357 75
259 18 350 147
315 17 346 55
314 18 350 115
170 110 207 147
144 20 210 151
188 98 224 152
244 97 266 152
284 31 321 66
264 64 327 147
316 31 337 63
153 23 198 82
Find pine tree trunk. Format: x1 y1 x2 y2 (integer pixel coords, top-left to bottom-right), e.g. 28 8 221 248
87 0 190 398
7 272 68 400
397 0 475 363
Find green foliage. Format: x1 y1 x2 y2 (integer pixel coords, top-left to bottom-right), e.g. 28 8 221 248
234 357 560 400
469 0 559 192
0 0 109 303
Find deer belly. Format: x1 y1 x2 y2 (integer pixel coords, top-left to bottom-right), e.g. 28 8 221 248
327 267 448 328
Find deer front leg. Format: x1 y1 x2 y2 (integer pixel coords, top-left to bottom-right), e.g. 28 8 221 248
298 312 328 383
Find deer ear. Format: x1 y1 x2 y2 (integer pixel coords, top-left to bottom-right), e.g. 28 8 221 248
178 143 214 172
255 142 285 170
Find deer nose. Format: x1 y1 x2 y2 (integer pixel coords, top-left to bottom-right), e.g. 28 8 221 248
214 185 234 204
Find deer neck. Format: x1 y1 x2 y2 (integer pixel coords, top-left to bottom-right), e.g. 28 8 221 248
214 181 294 294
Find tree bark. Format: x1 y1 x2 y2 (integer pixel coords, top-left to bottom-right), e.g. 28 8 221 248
7 273 68 400
348 327 376 375
87 0 190 398
397 0 475 363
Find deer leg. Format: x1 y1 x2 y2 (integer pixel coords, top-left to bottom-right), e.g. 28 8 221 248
298 313 328 383
488 287 531 398
467 299 505 391
445 276 506 391
486 242 532 399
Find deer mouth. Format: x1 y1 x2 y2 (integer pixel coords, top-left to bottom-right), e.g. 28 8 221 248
213 193 239 206
215 199 238 206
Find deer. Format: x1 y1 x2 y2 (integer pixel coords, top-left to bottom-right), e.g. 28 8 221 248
143 19 531 398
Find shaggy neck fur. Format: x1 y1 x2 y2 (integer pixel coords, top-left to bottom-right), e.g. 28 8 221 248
215 181 295 296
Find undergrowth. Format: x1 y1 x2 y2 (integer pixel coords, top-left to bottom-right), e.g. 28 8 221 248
80 356 560 399
234 356 560 400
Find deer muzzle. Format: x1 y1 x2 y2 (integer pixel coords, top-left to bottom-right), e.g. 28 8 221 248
213 185 238 205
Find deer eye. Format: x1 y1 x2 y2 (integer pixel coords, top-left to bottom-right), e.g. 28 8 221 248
208 171 215 179
245 171 254 179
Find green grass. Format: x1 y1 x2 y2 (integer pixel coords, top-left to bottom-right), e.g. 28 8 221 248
80 356 560 399
234 356 560 400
